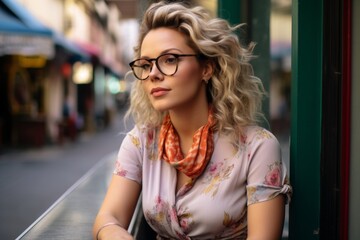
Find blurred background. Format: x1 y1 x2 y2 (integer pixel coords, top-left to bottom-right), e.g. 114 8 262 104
0 0 291 239
0 0 291 150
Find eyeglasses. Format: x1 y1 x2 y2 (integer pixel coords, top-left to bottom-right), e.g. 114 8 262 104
129 53 198 80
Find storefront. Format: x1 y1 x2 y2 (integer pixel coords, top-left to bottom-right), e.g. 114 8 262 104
0 4 54 148
0 0 88 148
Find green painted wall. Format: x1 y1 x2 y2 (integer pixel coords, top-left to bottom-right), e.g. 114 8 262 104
217 0 242 25
217 0 270 126
289 0 322 239
249 0 270 124
218 1 323 239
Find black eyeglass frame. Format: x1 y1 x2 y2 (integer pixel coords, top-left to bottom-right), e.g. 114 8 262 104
129 53 198 80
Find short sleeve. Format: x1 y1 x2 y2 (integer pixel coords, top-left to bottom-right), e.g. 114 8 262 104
246 128 292 205
113 127 143 184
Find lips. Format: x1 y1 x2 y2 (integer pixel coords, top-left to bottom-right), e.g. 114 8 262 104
150 87 170 97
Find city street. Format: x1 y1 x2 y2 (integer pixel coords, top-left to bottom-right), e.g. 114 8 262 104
0 109 130 240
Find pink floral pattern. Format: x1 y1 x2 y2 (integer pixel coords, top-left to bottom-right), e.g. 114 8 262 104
146 130 157 160
177 207 194 234
202 161 234 197
145 196 193 239
215 211 247 239
255 128 272 140
114 125 292 239
144 196 173 236
264 161 282 186
114 161 128 177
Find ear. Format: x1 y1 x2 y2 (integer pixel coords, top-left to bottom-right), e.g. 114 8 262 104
202 60 214 81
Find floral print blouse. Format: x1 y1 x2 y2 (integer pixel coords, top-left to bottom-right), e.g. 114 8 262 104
114 125 292 239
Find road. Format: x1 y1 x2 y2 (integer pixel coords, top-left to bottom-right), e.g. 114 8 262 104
0 109 129 240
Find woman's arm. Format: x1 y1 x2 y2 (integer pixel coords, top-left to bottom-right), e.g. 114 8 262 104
93 175 141 240
247 195 285 240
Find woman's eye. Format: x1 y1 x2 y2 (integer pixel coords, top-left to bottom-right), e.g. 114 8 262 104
141 64 151 70
164 56 177 64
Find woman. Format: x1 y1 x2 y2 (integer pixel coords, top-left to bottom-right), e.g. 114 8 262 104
93 1 291 239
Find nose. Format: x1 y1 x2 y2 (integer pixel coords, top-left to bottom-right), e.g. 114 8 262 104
148 61 163 81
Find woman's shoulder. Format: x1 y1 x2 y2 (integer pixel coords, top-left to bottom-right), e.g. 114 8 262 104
128 124 158 136
125 125 159 146
241 125 279 145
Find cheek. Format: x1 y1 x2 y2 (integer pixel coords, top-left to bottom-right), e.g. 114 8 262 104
178 64 203 85
180 77 202 90
173 73 203 99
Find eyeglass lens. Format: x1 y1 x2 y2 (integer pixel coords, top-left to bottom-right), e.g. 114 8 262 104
131 54 178 80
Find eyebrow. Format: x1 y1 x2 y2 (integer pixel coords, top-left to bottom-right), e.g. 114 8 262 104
140 48 183 59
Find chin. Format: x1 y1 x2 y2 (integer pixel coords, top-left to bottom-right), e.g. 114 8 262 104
150 102 171 112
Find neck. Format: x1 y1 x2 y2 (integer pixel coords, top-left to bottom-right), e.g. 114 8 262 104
169 103 209 139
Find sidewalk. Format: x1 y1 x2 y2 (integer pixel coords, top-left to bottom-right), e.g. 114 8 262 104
17 151 117 240
0 111 129 240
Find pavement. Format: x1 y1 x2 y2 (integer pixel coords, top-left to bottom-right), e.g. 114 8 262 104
0 109 130 240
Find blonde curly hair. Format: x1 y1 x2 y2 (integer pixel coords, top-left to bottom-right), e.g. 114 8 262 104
127 1 266 139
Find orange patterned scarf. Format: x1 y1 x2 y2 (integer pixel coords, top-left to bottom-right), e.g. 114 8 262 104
158 108 216 179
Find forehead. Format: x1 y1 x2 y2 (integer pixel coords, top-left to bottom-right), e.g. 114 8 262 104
140 27 192 56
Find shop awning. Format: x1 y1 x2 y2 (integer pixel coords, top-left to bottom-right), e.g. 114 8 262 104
1 0 89 61
0 7 54 57
54 33 90 62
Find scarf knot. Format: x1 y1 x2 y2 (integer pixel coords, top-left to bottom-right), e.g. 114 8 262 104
158 108 215 179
